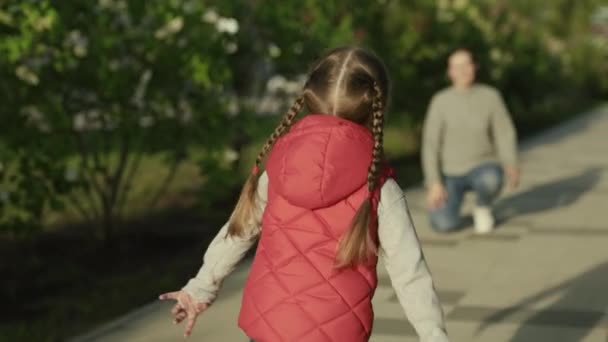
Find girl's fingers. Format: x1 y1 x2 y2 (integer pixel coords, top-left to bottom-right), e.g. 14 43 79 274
171 303 184 316
159 290 207 334
174 311 187 325
184 309 199 337
176 292 193 308
159 291 180 301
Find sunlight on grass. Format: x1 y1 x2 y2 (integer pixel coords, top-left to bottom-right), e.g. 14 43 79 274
43 153 203 229
384 124 419 159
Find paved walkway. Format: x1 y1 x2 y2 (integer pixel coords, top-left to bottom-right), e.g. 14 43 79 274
72 105 608 342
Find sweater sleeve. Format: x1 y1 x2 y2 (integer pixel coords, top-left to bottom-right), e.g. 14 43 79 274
378 179 449 342
490 90 518 166
422 94 445 186
182 172 268 304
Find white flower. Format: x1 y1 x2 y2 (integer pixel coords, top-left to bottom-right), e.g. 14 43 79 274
98 0 113 8
66 30 89 58
283 80 301 94
268 43 281 58
15 65 39 85
202 9 219 24
139 115 154 128
67 30 82 41
33 14 55 32
295 74 308 84
21 105 44 121
73 113 87 131
108 59 120 71
183 1 200 14
155 16 184 40
167 17 184 33
178 98 193 123
155 29 168 39
65 166 79 182
225 42 238 54
223 149 239 163
226 98 239 115
88 110 100 120
0 190 9 203
132 69 153 108
490 48 502 62
21 105 51 132
215 17 239 35
73 110 104 131
74 45 87 57
98 0 126 10
163 105 176 118
266 75 287 92
266 74 304 94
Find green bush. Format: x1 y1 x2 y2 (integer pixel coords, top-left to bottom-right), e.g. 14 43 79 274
0 0 235 238
0 0 606 237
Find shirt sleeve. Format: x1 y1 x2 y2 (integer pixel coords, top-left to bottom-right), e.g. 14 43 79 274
182 172 268 304
378 179 449 342
490 90 518 166
422 95 444 186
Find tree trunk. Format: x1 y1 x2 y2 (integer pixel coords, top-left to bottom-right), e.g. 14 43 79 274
99 196 115 244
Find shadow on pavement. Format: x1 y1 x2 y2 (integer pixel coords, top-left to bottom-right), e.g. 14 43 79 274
495 167 603 225
477 262 608 342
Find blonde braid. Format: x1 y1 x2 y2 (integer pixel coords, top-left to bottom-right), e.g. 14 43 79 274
367 82 385 193
228 94 304 237
255 95 305 169
335 81 386 267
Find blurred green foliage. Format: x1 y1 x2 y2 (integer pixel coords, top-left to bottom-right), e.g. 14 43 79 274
0 0 606 237
0 0 235 238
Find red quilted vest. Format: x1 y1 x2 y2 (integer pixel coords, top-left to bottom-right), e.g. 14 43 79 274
238 114 391 342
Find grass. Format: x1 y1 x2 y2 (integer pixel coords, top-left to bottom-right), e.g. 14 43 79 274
2 99 601 341
42 152 203 229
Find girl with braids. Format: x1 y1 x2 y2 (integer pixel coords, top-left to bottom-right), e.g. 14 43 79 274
159 47 449 342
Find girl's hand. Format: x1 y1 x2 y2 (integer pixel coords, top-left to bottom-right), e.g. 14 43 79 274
159 290 209 337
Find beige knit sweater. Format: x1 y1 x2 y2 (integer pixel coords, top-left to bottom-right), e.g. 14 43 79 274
422 84 518 185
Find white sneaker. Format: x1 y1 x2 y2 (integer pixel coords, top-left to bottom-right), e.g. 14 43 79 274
473 206 495 234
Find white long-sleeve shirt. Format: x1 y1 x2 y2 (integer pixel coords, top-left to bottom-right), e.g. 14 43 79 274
183 172 449 342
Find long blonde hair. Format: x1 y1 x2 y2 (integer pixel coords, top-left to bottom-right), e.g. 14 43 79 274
228 47 389 267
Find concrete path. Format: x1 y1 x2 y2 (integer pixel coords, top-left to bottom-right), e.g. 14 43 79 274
72 105 608 342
